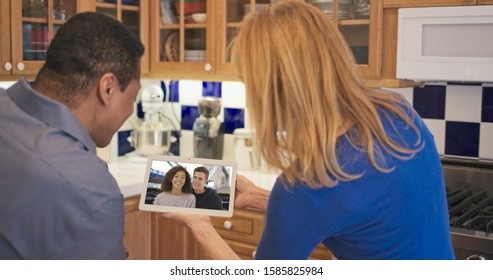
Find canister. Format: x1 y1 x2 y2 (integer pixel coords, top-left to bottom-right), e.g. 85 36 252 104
233 128 260 170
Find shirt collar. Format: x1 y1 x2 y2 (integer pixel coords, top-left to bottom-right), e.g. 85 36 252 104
6 78 97 154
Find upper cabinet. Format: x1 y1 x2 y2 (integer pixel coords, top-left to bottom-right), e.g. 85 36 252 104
92 0 149 74
149 0 383 81
383 0 477 8
0 0 149 79
1 0 82 76
148 0 214 80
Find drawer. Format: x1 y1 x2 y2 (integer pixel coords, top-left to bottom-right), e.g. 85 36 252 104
224 239 257 260
211 209 265 245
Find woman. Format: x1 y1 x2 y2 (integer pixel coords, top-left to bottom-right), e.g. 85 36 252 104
164 1 454 259
154 165 196 208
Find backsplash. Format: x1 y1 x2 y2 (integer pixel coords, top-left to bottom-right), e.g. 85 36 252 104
3 79 491 162
391 82 493 161
122 79 493 162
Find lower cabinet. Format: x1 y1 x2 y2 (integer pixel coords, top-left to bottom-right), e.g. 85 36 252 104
123 196 152 260
123 196 333 260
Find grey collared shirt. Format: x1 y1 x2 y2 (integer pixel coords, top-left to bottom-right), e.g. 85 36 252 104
0 79 125 259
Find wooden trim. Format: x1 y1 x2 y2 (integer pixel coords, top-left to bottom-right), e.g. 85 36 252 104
383 0 477 8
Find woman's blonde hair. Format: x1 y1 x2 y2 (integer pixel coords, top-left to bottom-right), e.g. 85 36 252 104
230 1 421 188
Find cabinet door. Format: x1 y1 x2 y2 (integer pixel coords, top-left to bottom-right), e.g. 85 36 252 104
10 0 79 75
0 0 12 75
383 0 477 8
93 0 150 74
216 0 382 79
478 0 493 4
151 213 206 259
124 196 151 260
336 0 382 78
149 0 214 79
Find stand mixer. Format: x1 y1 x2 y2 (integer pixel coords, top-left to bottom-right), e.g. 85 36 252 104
193 97 224 159
129 84 174 156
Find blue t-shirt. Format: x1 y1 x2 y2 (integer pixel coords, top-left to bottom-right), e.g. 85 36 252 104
255 104 455 260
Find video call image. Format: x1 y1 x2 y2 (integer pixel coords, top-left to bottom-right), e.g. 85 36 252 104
144 159 234 211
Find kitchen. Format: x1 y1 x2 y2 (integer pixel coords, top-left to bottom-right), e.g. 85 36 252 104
1 0 493 260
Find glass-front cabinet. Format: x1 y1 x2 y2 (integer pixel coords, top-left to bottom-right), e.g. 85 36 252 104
216 0 382 79
1 0 148 77
7 0 78 75
93 0 149 73
149 0 213 79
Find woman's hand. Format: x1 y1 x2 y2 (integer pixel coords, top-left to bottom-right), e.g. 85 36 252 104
235 174 271 211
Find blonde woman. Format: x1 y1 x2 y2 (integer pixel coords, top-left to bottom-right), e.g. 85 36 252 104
164 1 454 260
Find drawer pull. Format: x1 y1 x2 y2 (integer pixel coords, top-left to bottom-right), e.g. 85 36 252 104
223 220 233 230
17 62 25 71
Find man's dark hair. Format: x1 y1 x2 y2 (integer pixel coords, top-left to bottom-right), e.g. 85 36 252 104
34 12 144 106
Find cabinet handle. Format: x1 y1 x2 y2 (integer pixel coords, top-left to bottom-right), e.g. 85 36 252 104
4 62 12 71
204 63 212 72
252 250 256 259
223 220 232 230
17 62 25 71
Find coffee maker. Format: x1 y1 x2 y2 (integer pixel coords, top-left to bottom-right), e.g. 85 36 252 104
193 97 224 159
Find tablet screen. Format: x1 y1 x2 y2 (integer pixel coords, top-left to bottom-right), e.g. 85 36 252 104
138 155 237 217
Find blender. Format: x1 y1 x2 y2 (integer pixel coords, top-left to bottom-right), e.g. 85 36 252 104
193 97 224 159
128 85 174 156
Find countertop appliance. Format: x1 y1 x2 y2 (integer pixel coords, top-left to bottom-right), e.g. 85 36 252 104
193 97 224 159
442 157 493 260
129 85 174 156
397 5 493 83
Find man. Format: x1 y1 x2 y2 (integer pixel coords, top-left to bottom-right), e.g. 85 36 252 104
192 167 224 210
0 12 144 259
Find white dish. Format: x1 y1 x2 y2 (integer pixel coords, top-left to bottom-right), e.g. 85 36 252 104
191 13 207 23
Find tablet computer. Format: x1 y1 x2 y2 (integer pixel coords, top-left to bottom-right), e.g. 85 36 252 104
138 155 237 217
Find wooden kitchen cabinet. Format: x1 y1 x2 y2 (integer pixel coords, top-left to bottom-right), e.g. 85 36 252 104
151 213 208 259
151 208 333 260
211 208 333 260
215 0 383 80
148 0 216 80
383 0 477 8
89 0 150 74
478 0 493 4
124 195 152 260
1 0 88 79
0 0 149 80
0 0 12 77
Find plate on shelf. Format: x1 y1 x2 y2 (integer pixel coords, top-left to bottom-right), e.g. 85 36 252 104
164 32 179 62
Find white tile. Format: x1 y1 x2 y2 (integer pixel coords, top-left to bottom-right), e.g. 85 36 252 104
384 87 414 107
179 130 194 157
445 84 482 122
422 119 446 155
161 102 182 131
179 80 203 106
479 123 493 160
221 81 246 108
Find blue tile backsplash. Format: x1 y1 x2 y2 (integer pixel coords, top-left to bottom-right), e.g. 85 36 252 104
122 79 493 161
482 87 493 122
413 85 446 119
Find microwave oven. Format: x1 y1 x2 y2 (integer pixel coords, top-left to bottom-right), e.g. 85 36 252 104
396 5 493 83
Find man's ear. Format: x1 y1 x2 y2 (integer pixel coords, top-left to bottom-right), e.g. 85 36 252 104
97 73 118 105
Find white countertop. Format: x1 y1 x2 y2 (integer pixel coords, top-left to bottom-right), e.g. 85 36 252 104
108 156 280 198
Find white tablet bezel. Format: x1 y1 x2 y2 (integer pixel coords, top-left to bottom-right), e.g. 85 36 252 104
138 155 237 217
